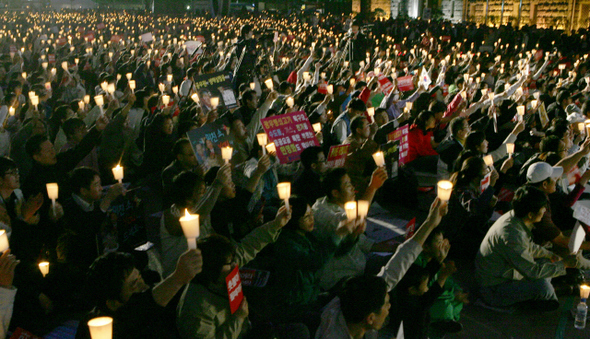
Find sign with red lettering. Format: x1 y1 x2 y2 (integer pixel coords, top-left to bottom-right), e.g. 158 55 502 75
377 74 394 95
480 172 491 193
56 38 67 46
326 144 349 168
404 217 416 240
397 75 414 92
10 328 42 339
225 265 244 314
261 111 319 164
567 165 581 185
317 83 327 94
48 54 55 64
387 125 410 165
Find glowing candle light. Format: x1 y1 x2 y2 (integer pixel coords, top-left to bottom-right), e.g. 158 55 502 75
0 230 9 253
344 201 357 221
437 180 453 201
179 209 200 249
372 151 385 167
357 200 370 221
286 97 294 108
277 182 291 210
38 262 49 277
221 146 233 164
87 316 113 339
112 164 124 184
210 97 219 109
46 183 58 213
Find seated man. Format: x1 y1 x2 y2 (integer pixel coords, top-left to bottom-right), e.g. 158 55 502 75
343 116 379 197
293 146 328 206
312 167 390 291
476 186 578 311
331 99 366 145
526 162 590 266
76 249 202 339
63 167 125 268
436 117 468 179
315 198 448 339
162 138 202 200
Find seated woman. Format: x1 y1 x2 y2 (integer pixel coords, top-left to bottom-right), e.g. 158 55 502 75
265 196 353 331
440 156 498 260
176 205 294 339
406 110 439 173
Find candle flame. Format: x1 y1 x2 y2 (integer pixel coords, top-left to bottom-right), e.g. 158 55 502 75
185 209 190 217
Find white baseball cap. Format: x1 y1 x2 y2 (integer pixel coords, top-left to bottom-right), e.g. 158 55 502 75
526 162 563 184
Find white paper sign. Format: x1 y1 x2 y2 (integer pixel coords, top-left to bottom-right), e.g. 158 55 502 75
396 321 404 339
185 41 202 56
140 32 153 42
573 201 590 226
569 222 586 254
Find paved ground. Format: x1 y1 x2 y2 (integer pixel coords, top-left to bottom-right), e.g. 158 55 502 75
367 192 590 339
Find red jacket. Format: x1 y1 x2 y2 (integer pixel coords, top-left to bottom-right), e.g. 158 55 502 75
407 126 438 163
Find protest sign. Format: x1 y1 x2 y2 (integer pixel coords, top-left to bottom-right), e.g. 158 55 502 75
97 22 105 30
192 72 237 110
397 75 414 92
185 41 201 56
261 111 319 163
381 140 400 177
140 32 153 42
239 268 270 287
538 102 549 128
186 121 231 172
404 217 416 240
480 172 491 193
377 74 394 95
387 125 409 165
442 36 451 42
106 187 146 252
326 144 349 168
226 265 244 314
568 222 585 254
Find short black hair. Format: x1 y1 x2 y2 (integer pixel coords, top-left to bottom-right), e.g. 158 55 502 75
449 117 466 137
62 118 86 139
283 195 310 231
86 252 135 307
173 138 191 157
240 89 256 105
513 186 548 218
323 168 348 199
172 171 204 206
195 234 236 285
540 135 561 154
300 146 324 170
0 157 16 177
70 167 99 194
25 134 49 157
465 131 486 154
339 274 388 324
347 98 366 113
350 116 367 136
396 264 430 294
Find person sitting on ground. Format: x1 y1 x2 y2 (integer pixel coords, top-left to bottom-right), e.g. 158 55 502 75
331 98 366 145
476 186 578 311
176 205 292 339
315 197 448 339
76 249 202 339
293 146 328 206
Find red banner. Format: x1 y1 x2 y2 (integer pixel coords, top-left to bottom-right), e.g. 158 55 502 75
397 75 414 92
225 265 244 314
261 111 319 163
377 74 394 95
326 144 349 168
387 125 410 165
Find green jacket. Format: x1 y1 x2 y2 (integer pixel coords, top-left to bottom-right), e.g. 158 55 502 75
177 220 282 339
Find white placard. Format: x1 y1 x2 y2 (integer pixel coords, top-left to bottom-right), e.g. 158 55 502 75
140 32 153 42
569 222 586 254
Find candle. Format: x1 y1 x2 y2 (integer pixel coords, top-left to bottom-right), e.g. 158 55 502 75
167 74 173 83
84 95 91 104
559 64 566 70
0 230 9 253
350 78 356 87
579 122 586 136
172 86 178 95
277 182 291 210
31 95 39 111
265 143 276 154
112 165 124 184
126 73 132 80
51 68 56 76
286 96 294 108
87 316 113 339
179 209 200 249
581 285 590 299
327 85 333 95
107 83 115 95
264 79 274 90
344 201 357 221
586 123 590 136
162 95 170 106
374 68 380 76
158 83 165 93
483 155 494 167
61 61 68 70
128 80 136 92
312 123 322 133
343 61 349 68
437 181 453 201
221 146 233 164
506 143 515 156
191 93 200 104
531 100 537 109
516 106 525 121
22 72 27 80
42 61 48 69
8 107 15 116
406 102 413 111
78 101 85 111
367 107 375 117
249 82 255 90
488 92 495 102
372 151 385 167
39 262 49 277
357 200 370 220
210 97 219 109
46 182 58 213
303 72 311 81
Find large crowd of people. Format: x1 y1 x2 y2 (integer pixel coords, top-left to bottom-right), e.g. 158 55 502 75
0 7 588 339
